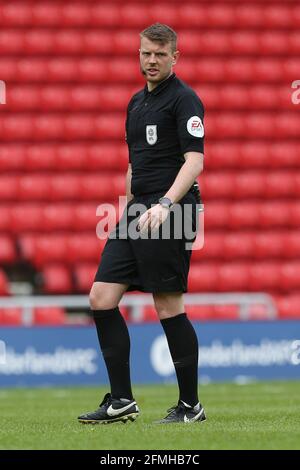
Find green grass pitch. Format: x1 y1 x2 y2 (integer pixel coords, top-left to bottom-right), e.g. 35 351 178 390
0 381 299 450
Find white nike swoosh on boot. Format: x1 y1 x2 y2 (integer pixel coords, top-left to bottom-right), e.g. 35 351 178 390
107 402 136 417
184 408 204 423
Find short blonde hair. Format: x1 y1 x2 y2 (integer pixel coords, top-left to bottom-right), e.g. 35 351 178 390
140 23 177 53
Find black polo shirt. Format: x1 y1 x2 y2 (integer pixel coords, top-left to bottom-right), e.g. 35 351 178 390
125 72 204 197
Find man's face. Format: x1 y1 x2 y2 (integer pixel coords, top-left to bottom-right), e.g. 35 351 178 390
139 36 179 86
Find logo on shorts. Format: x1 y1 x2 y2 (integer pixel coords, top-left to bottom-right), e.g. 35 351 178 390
187 116 204 138
146 125 157 145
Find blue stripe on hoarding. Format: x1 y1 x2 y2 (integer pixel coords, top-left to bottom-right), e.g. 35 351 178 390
0 321 299 387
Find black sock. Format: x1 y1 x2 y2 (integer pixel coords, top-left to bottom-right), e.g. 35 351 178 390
160 313 199 407
93 307 133 400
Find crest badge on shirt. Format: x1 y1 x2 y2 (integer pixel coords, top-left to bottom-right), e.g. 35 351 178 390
146 125 157 145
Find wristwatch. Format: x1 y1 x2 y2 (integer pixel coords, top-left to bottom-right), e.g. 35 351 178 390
158 197 173 210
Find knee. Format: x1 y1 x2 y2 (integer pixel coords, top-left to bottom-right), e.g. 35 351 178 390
89 286 117 311
154 299 175 320
153 293 184 320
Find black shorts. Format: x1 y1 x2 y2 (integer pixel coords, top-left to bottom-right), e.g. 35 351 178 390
94 190 199 293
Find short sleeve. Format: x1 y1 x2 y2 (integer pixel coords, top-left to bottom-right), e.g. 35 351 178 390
174 91 205 155
125 98 133 163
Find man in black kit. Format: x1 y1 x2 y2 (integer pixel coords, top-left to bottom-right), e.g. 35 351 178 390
78 23 206 425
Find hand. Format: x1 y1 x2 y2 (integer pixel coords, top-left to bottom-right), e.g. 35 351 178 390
138 204 170 234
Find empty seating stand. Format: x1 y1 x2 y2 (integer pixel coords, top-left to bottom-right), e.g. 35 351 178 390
0 0 299 320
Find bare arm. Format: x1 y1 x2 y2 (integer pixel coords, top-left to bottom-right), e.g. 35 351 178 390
138 152 204 233
126 163 133 203
164 151 204 204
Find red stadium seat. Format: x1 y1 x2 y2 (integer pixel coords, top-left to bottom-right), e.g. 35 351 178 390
42 204 73 231
175 60 197 82
73 204 98 231
247 304 271 321
7 85 39 111
223 233 254 259
204 202 230 229
18 235 36 263
11 205 43 232
259 202 291 228
47 58 78 82
149 5 179 26
265 172 296 198
0 30 24 53
0 3 298 304
56 144 86 170
0 236 16 264
0 4 32 26
19 175 50 201
25 144 57 171
235 173 266 198
249 263 280 291
280 263 300 291
205 142 241 169
195 58 226 82
60 4 91 26
253 232 285 259
90 5 119 26
80 175 116 201
188 264 219 292
94 115 125 140
0 270 10 295
109 60 143 84
0 145 25 170
270 143 300 168
42 265 72 294
283 232 300 258
228 203 260 229
192 233 224 261
277 296 300 319
113 32 139 55
67 234 103 264
143 306 159 322
0 176 18 200
185 305 216 321
50 175 80 201
0 207 11 232
33 235 68 267
218 264 250 291
77 57 110 82
179 5 208 28
0 308 22 325
33 307 67 326
261 6 293 28
235 5 264 28
239 142 270 168
1 57 299 84
213 305 240 321
202 173 236 199
290 203 300 227
261 32 294 55
88 144 122 171
74 263 98 293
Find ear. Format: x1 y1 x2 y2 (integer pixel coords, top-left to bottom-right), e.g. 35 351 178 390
172 50 180 65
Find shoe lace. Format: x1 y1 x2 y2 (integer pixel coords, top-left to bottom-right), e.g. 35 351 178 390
99 393 112 408
166 402 185 416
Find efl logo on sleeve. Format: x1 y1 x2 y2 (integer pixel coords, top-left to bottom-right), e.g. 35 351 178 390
187 116 204 138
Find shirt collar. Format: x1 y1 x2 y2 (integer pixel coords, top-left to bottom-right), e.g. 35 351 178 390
144 72 176 97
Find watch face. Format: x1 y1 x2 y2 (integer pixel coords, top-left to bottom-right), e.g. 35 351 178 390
159 197 172 208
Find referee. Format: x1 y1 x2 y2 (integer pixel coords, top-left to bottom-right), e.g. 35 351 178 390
78 23 206 425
